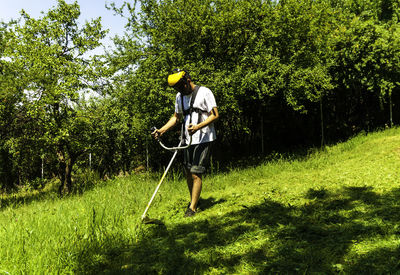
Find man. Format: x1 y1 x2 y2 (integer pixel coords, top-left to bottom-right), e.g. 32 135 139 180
152 69 219 217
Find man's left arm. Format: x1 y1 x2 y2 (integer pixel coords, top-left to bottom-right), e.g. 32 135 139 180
188 107 219 135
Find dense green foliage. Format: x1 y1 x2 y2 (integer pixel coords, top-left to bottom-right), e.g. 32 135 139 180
1 1 108 192
2 127 400 273
109 0 400 163
1 0 400 190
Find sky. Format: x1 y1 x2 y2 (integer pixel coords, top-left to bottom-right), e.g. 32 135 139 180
0 0 130 54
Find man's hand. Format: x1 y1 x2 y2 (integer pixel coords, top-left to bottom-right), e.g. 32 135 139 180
151 113 180 140
151 128 163 140
188 124 199 135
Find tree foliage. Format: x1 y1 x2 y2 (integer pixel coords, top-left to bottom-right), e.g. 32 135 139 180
107 0 400 155
1 0 107 193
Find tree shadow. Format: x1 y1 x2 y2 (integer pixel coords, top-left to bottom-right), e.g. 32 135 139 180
198 197 226 211
0 188 56 210
0 175 107 211
75 187 400 274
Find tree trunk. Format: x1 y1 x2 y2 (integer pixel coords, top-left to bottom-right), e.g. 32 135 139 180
58 160 66 195
58 157 75 195
57 148 75 195
64 159 73 193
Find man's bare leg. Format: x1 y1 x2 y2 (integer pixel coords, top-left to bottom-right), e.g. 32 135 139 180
189 173 202 211
186 169 193 200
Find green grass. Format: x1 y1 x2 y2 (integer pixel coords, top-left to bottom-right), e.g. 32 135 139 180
2 128 400 274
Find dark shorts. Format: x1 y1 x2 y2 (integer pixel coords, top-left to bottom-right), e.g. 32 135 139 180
183 142 213 174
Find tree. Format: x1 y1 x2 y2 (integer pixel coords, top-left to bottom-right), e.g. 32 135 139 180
3 0 107 193
328 0 400 132
0 22 20 189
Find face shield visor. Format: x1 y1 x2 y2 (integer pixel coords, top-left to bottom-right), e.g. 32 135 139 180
168 70 191 95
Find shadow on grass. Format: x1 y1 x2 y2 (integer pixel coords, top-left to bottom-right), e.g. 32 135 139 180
0 188 56 210
0 173 106 211
76 187 400 274
197 197 226 211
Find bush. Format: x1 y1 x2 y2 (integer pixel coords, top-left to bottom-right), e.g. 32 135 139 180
73 169 102 194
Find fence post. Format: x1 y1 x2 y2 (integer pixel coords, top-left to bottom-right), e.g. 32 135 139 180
41 156 44 179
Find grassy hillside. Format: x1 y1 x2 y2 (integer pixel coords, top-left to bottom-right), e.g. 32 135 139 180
2 128 400 274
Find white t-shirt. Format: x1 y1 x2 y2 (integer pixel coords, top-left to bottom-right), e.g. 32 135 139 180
175 86 217 145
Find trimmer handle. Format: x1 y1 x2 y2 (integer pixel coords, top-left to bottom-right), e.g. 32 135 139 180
150 126 157 133
150 126 192 151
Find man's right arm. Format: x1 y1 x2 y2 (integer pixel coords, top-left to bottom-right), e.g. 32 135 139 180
152 112 182 139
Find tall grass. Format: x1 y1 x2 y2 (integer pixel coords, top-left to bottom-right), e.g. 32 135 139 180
2 128 400 273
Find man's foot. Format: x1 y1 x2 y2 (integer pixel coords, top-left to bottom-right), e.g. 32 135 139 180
187 200 200 210
184 207 196 217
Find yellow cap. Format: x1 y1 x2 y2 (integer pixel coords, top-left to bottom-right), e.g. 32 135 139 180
168 71 186 87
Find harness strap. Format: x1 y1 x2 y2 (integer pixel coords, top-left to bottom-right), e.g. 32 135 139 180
180 86 208 142
180 86 207 124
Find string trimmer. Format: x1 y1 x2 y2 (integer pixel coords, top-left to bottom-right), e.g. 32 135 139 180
141 126 191 224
